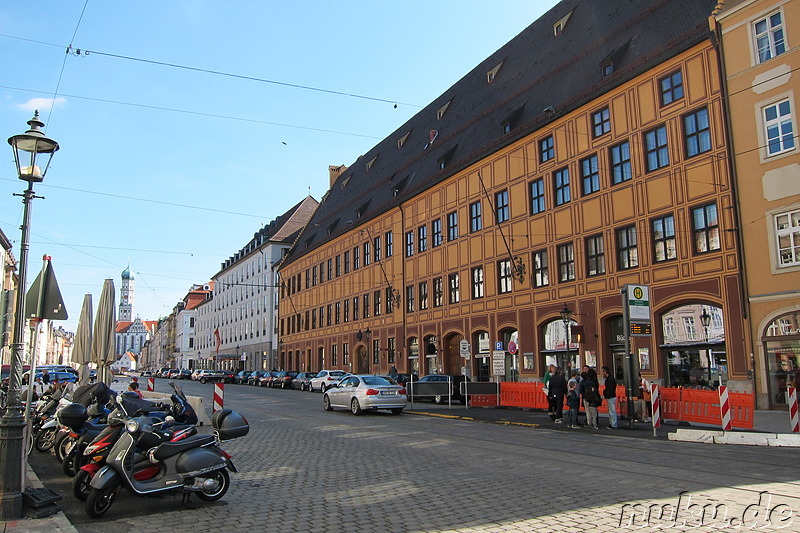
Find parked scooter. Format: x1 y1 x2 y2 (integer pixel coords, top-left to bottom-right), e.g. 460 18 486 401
72 381 198 499
85 405 248 517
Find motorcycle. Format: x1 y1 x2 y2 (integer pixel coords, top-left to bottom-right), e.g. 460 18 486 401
85 403 248 517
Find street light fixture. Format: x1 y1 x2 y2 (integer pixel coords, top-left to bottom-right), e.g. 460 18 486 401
560 303 572 369
0 111 59 519
700 307 711 342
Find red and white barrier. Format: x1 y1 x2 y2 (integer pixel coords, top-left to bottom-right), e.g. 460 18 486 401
719 385 732 431
650 383 661 429
213 382 224 413
147 377 155 392
789 387 799 433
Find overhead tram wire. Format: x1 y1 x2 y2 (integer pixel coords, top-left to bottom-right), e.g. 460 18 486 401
46 0 90 128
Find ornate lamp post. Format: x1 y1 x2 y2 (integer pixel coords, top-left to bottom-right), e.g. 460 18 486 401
700 307 714 387
560 303 573 369
0 111 59 519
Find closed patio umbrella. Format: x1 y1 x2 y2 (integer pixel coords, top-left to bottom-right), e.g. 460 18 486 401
71 294 93 386
91 279 116 386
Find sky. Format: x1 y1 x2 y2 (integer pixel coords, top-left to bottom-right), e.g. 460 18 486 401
0 1 557 333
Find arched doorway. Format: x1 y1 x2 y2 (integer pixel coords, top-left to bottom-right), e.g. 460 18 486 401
541 319 579 376
443 333 465 375
356 345 369 373
472 331 491 381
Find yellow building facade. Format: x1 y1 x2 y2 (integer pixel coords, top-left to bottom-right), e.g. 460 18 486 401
715 0 800 408
279 1 752 393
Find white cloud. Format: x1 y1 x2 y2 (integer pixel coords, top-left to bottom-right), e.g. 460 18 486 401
17 97 67 112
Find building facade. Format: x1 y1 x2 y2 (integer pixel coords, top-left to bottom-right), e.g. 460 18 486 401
278 0 753 393
715 0 800 408
193 196 318 372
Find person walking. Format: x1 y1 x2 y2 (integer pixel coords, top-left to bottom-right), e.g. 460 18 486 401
548 367 567 423
41 368 50 385
601 366 618 429
543 364 555 416
580 375 602 429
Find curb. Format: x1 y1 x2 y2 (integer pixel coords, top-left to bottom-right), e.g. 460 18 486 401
668 428 800 446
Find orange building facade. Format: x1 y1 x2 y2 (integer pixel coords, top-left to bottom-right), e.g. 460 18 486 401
278 1 752 393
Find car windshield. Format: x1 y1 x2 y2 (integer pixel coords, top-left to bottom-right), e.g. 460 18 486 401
362 376 396 386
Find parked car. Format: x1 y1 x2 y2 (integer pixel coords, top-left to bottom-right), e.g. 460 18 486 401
27 370 78 384
234 371 253 384
139 370 153 378
323 374 406 415
194 369 227 384
157 367 171 378
270 371 298 389
291 372 317 391
221 370 237 384
411 374 470 404
388 373 416 388
166 369 182 379
309 370 348 392
176 369 192 380
248 371 268 386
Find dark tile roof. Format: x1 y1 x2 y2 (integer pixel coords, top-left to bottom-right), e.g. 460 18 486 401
283 0 718 266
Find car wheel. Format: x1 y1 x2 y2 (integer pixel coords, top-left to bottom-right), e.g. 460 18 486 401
391 408 404 415
350 398 362 416
321 384 327 393
323 394 333 411
200 378 207 384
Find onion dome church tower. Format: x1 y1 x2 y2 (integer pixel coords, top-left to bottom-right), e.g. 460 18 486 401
119 265 134 321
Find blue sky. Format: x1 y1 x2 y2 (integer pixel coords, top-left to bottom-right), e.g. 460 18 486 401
0 1 556 332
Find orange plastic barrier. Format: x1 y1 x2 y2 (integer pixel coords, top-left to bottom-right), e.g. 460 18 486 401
470 394 498 407
493 383 753 429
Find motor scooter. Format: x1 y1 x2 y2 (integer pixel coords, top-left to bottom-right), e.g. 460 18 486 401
85 406 248 518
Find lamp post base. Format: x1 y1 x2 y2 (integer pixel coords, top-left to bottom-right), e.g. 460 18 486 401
0 410 25 519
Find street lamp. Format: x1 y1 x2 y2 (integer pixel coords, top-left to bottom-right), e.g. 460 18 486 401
0 111 59 519
700 307 711 342
560 303 572 369
700 307 715 387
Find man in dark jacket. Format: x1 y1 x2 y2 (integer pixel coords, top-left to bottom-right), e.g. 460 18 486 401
601 366 618 429
548 367 568 423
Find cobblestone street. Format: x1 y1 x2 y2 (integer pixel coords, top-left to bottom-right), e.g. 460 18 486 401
19 382 800 533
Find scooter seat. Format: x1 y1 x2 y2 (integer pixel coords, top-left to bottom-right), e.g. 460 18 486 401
150 434 216 461
84 421 106 431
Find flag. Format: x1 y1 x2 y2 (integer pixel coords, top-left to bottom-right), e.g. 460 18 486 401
214 328 221 355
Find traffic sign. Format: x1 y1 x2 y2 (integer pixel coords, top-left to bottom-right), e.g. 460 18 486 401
507 341 518 355
459 339 470 358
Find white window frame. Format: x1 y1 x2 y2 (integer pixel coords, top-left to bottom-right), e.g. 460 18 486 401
762 98 796 157
774 208 800 269
753 10 786 64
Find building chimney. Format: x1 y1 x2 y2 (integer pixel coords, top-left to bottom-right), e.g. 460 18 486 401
329 164 347 187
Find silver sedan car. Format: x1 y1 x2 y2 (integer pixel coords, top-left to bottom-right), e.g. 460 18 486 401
323 375 407 415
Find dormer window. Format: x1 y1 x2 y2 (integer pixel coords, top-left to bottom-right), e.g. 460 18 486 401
341 176 351 189
501 102 526 135
553 11 572 36
437 145 458 170
437 100 452 120
601 61 614 77
487 60 504 83
397 131 411 149
366 155 378 171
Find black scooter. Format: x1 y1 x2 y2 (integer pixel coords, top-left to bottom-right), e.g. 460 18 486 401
85 393 248 517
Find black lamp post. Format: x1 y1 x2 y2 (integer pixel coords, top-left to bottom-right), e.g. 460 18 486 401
560 303 572 368
0 111 59 519
700 307 714 386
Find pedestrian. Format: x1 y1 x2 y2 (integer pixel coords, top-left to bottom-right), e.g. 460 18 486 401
637 373 652 422
601 366 618 429
32 376 46 401
128 381 143 399
543 364 555 416
580 374 603 429
390 365 397 374
565 380 580 428
41 368 50 385
548 367 567 423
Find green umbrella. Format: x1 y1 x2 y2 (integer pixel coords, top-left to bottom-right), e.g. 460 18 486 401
91 279 116 385
70 294 93 386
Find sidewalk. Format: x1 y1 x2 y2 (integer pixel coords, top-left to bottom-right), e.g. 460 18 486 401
405 401 795 438
1 464 78 533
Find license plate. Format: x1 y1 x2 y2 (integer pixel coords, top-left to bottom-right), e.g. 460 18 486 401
380 391 396 396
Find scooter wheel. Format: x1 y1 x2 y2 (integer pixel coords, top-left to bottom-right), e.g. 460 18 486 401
54 433 71 464
72 469 92 501
34 427 56 452
194 468 230 502
86 481 120 518
62 450 78 477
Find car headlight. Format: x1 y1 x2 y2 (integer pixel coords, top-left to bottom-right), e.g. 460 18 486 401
125 419 140 433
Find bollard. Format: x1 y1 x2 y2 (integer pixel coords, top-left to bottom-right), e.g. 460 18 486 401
789 387 799 433
147 377 154 392
718 385 732 432
650 383 661 436
213 382 224 413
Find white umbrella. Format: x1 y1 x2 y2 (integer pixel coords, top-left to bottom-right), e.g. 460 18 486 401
71 294 93 386
91 279 116 386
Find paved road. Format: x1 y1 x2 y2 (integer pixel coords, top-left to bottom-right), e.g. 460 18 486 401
28 379 800 532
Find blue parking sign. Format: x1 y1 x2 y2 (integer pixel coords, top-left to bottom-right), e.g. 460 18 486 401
495 341 504 351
